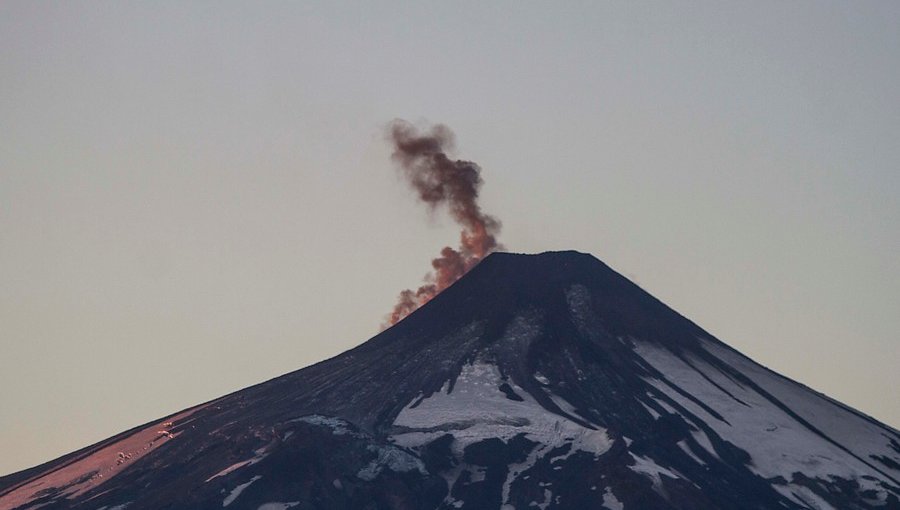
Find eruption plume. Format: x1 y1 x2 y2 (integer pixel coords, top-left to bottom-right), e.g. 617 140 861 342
385 120 502 326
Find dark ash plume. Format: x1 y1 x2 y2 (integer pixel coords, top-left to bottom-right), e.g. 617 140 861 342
385 120 502 326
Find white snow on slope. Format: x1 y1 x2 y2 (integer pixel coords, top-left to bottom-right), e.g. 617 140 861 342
257 503 300 510
700 338 900 478
392 357 612 507
357 444 427 481
676 440 705 465
288 415 361 437
772 483 839 510
602 487 624 510
629 452 679 489
393 361 611 456
223 475 261 507
633 340 894 499
206 445 271 482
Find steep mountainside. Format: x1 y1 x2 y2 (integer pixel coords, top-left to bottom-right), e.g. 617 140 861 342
2 251 898 510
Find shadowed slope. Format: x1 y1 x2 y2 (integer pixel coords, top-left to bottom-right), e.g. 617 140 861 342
2 251 898 510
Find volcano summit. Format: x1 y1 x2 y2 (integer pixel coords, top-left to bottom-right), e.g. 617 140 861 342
2 251 898 510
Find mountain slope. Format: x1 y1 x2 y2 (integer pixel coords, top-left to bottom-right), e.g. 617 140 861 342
2 251 898 510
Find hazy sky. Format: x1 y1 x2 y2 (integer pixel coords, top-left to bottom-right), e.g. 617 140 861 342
2 2 898 476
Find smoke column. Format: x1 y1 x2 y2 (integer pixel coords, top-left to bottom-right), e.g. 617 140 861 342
385 120 502 326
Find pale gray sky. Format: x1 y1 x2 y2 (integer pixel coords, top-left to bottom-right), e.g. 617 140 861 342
1 2 898 476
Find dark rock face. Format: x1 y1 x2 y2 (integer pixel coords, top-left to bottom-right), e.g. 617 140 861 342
2 251 899 510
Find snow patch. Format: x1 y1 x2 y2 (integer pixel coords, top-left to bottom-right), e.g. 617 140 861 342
602 487 624 510
288 415 360 437
392 355 612 508
640 401 661 419
206 446 270 482
690 429 720 460
772 483 838 510
676 440 706 465
223 475 261 507
257 503 300 510
629 452 679 489
357 444 426 481
546 392 584 422
634 340 893 500
468 467 487 483
700 338 900 478
537 488 553 510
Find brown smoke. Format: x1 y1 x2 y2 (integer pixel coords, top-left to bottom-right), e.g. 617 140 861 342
385 120 502 326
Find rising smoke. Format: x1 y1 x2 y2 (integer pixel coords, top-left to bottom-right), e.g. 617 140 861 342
385 120 502 326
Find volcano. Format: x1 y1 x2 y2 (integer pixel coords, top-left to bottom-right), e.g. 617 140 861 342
2 251 898 510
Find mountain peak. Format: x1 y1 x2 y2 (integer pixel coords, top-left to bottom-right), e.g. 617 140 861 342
396 249 705 357
3 250 899 510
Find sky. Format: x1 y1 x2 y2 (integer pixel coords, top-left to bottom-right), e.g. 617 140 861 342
1 2 898 476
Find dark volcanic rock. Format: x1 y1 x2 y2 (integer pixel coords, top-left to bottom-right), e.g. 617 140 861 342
2 251 898 510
